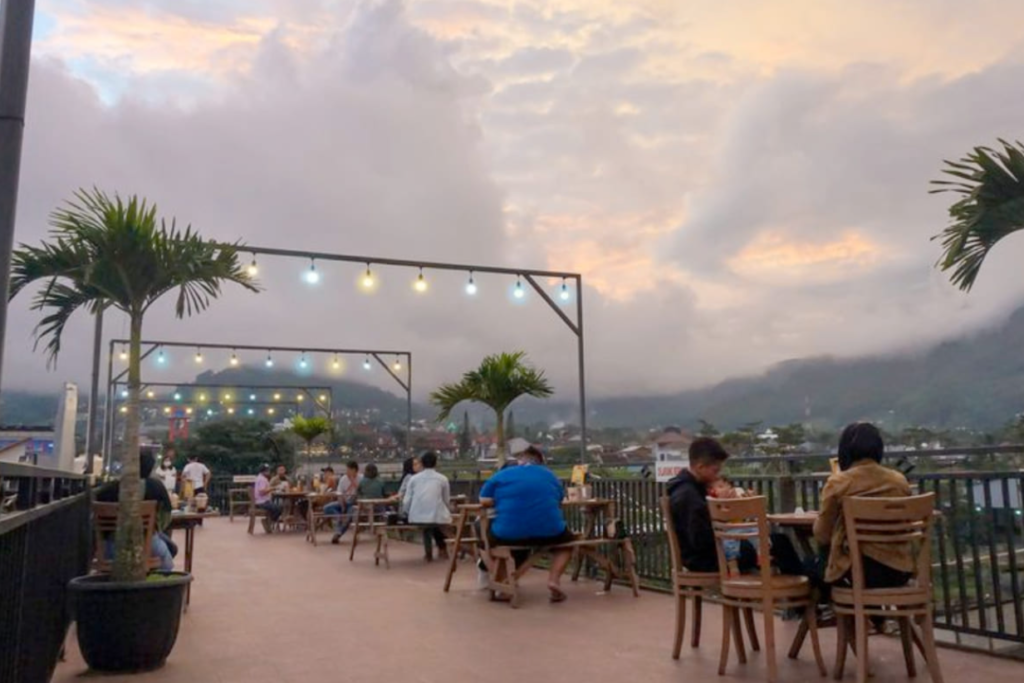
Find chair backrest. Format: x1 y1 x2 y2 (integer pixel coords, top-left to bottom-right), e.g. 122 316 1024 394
707 496 773 585
92 500 159 573
659 496 683 575
842 493 935 599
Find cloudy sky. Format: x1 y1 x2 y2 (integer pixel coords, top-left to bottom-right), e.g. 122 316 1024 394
7 0 1024 406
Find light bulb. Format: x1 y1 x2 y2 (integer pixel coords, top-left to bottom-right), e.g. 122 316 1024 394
414 268 428 293
186 407 193 415
206 409 213 416
299 354 308 369
559 280 571 301
514 278 525 299
174 392 182 401
249 394 256 401
247 257 259 277
227 407 235 415
157 350 166 364
225 394 233 401
194 350 203 364
265 354 274 368
393 357 402 371
198 393 207 402
120 406 127 413
121 389 128 398
297 394 304 402
247 408 255 415
230 352 239 366
268 408 275 415
363 356 372 370
146 390 155 398
319 394 327 401
361 264 375 290
273 393 281 401
332 355 341 370
163 407 171 414
119 348 128 361
304 260 320 284
466 272 477 295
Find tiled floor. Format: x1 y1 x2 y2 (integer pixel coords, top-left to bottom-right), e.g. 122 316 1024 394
54 518 1020 682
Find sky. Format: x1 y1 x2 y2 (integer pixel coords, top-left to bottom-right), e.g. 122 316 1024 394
6 0 1024 408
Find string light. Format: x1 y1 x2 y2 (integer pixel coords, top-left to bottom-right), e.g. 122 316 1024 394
332 355 341 370
163 407 171 415
514 276 525 299
361 263 376 290
363 355 372 371
120 406 127 413
304 259 320 285
297 394 305 402
299 353 308 369
249 394 257 401
267 408 275 415
157 349 166 364
227 407 235 415
224 393 233 401
273 393 281 401
198 393 207 402
120 389 129 398
119 345 128 361
174 392 182 401
265 352 274 368
465 271 477 295
247 254 259 277
559 278 571 302
319 394 328 402
393 356 402 371
146 390 155 398
230 350 239 366
185 407 193 415
194 348 203 364
413 267 428 293
247 408 255 415
206 408 214 416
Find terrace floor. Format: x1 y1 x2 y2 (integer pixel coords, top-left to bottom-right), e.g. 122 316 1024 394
55 518 1020 683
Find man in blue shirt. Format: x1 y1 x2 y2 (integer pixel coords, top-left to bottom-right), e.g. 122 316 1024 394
479 446 576 602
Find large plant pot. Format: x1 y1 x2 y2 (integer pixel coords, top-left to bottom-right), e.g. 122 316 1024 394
68 571 192 673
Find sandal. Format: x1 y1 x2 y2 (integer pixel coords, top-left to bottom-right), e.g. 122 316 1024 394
548 585 568 603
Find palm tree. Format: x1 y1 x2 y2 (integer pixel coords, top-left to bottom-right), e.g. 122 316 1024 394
931 139 1024 291
430 351 553 465
290 415 331 469
9 189 258 582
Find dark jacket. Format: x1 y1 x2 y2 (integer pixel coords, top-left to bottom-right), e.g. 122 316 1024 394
667 469 717 572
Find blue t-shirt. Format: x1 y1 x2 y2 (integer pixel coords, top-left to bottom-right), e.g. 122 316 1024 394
479 464 566 540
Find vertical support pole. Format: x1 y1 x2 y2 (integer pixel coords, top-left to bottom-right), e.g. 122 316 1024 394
406 353 413 458
102 341 115 473
84 309 103 474
0 0 37 395
576 275 587 464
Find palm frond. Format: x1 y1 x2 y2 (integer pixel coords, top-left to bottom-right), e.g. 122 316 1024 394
429 351 554 421
931 140 1024 291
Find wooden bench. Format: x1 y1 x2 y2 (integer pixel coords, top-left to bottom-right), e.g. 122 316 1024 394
478 513 640 608
228 475 257 522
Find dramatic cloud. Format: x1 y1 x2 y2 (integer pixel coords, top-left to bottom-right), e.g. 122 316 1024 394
9 0 1024 410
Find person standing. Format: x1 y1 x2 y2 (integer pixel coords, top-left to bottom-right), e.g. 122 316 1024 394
181 454 211 496
403 451 452 561
155 450 178 494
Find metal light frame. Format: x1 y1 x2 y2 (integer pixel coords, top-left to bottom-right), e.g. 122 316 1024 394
232 244 588 461
102 339 412 469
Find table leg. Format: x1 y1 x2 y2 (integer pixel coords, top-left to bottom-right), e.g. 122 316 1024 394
444 509 468 592
184 524 195 610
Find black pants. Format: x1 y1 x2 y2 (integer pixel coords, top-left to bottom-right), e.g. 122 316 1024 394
735 533 807 576
421 526 447 556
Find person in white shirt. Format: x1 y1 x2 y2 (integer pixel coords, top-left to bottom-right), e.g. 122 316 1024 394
181 455 211 495
155 452 178 494
402 451 451 561
326 461 362 544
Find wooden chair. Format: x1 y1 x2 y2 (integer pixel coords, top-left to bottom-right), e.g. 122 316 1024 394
246 488 269 535
831 494 944 683
659 496 759 656
306 493 342 546
444 504 482 592
228 488 251 521
708 496 826 683
91 500 161 573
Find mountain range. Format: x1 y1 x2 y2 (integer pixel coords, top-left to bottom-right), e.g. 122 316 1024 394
5 304 1024 432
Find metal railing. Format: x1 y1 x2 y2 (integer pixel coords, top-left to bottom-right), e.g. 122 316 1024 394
0 463 90 683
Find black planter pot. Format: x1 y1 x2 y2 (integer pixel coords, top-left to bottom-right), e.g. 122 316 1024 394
68 571 192 673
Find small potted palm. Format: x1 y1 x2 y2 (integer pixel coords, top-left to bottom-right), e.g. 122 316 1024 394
9 189 259 672
290 414 331 474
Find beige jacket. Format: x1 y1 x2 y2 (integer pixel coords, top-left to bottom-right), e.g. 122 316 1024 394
813 460 912 583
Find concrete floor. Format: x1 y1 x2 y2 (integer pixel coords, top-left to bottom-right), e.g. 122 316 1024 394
54 518 1021 683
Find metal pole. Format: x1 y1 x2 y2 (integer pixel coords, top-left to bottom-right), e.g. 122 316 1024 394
84 309 103 474
407 353 413 458
576 276 587 463
0 0 36 396
102 341 115 472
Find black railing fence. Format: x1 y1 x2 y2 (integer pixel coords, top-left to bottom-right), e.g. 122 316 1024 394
0 463 90 683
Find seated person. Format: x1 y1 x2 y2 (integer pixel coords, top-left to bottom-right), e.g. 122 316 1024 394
357 463 386 499
253 463 282 533
326 461 361 544
668 437 803 576
95 449 176 571
479 446 575 603
403 451 452 561
814 422 913 590
388 456 422 502
270 464 290 491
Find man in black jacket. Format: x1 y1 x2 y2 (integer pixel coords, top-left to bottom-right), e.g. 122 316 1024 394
667 437 738 572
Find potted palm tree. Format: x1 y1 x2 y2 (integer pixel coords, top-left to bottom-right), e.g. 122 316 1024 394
430 351 553 465
9 189 258 673
289 414 331 471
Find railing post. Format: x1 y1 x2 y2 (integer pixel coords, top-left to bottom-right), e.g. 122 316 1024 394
778 459 797 513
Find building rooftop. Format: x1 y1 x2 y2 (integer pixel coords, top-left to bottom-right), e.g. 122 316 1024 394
54 518 1022 683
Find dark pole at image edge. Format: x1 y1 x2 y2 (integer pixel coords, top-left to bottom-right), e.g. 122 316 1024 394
0 0 36 398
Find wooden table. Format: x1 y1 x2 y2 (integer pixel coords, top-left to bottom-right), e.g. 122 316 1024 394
305 492 340 545
167 510 219 610
272 490 312 530
562 498 621 582
768 511 819 556
444 503 483 591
